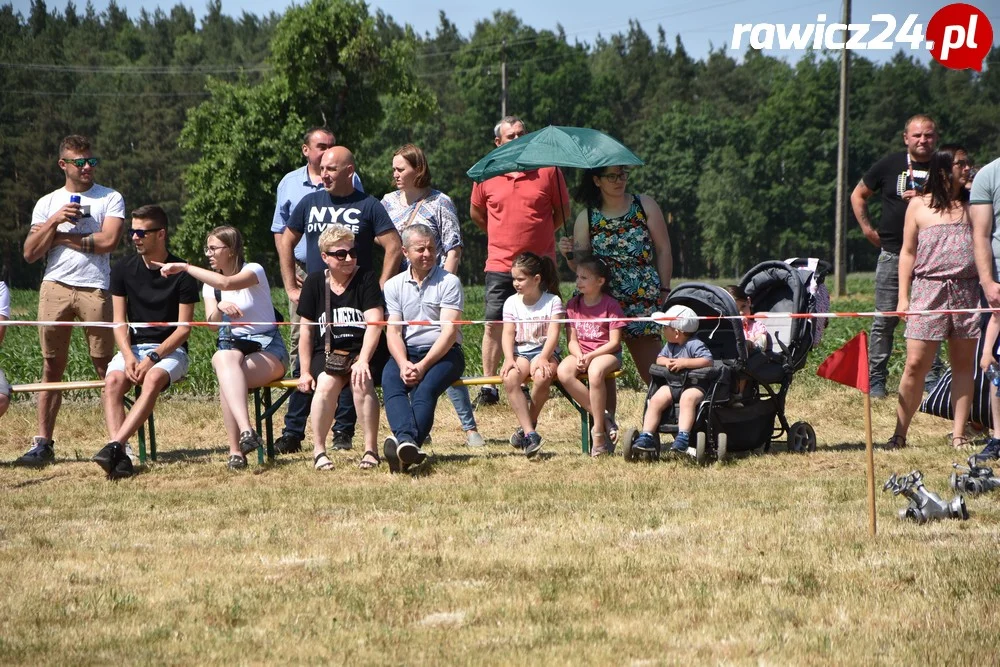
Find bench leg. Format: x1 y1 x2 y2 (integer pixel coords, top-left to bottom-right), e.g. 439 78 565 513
254 387 292 464
554 381 592 455
129 386 156 465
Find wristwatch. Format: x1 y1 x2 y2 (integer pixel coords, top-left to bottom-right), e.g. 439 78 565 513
148 351 161 363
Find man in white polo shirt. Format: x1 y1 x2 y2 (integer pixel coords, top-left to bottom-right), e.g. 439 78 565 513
381 224 466 473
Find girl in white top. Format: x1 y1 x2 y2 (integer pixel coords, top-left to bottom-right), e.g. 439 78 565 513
501 252 565 457
157 226 288 470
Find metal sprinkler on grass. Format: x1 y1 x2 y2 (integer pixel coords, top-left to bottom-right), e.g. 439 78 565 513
950 456 1000 496
883 471 968 523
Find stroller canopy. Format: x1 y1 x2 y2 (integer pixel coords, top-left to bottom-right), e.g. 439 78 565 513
664 282 747 363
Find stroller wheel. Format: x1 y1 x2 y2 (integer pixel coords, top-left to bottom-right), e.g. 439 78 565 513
695 432 708 465
788 421 817 453
716 432 728 462
621 428 639 462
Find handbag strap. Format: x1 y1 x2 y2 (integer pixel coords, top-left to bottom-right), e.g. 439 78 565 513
403 193 426 228
324 269 331 358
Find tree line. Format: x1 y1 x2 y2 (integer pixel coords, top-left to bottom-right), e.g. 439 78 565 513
2 0 998 288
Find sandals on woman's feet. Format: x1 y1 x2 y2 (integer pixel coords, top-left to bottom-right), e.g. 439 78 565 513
358 451 381 470
949 435 974 448
314 451 334 471
885 434 907 450
591 431 615 457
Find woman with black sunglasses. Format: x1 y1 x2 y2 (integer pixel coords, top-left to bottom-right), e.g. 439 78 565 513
295 224 388 471
157 226 289 469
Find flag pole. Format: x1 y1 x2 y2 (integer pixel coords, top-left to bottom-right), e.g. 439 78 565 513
864 391 876 537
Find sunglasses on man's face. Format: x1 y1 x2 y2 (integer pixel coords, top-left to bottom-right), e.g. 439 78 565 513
323 248 358 260
129 227 164 239
63 157 100 168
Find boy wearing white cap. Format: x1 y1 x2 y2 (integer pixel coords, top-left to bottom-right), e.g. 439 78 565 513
633 305 713 455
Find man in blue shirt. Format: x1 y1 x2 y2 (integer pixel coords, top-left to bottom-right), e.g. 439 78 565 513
272 128 365 455
278 146 402 455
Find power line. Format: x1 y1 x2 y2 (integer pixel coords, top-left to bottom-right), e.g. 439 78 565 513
5 90 211 97
0 62 271 74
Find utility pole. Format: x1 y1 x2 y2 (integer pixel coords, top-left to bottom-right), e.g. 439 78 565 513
834 0 851 296
500 38 507 118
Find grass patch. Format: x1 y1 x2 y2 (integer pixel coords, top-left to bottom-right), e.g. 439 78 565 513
0 385 995 663
1 271 982 662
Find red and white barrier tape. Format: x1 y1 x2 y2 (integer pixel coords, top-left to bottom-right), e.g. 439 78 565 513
2 307 997 329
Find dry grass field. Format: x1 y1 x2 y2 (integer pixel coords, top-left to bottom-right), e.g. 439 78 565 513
1 380 997 664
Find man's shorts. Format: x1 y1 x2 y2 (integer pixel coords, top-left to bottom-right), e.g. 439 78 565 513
38 280 115 359
484 271 516 322
107 344 190 387
0 368 10 397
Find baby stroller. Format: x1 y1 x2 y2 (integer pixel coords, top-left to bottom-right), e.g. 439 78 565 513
622 260 825 464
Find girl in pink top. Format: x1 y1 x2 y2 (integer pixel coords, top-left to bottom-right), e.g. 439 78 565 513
557 256 626 456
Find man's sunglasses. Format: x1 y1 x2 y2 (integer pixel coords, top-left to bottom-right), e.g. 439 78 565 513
129 227 165 238
322 248 358 260
63 157 100 168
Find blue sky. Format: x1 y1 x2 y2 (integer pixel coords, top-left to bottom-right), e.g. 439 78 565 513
10 0 998 64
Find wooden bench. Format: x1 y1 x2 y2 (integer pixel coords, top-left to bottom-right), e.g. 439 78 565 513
11 381 160 464
251 370 625 460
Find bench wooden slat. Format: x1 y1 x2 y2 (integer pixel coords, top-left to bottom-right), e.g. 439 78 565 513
11 380 107 393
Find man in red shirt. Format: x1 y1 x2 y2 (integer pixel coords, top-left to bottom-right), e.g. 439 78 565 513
470 116 570 406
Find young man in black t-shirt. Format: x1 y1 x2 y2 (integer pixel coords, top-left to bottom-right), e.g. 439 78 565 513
850 114 938 398
93 205 199 479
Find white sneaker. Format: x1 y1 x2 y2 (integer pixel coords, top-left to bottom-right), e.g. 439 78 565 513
124 444 139 466
466 430 486 447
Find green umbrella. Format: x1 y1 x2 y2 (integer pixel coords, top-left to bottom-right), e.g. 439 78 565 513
466 125 644 182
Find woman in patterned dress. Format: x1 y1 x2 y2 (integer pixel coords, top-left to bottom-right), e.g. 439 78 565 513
558 166 673 385
889 145 977 449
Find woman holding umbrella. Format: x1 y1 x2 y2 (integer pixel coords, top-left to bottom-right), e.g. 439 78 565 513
559 166 672 385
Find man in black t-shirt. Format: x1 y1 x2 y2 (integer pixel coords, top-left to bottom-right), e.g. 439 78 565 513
93 205 199 479
275 146 402 455
850 114 938 398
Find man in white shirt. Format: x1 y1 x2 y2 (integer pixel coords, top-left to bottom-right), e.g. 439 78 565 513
18 135 124 466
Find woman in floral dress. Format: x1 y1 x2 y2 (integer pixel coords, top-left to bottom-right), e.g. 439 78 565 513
559 166 673 385
889 144 977 449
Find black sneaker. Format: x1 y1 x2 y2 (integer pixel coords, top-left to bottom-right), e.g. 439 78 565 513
869 383 887 400
384 435 401 473
15 437 55 467
633 433 658 453
93 441 126 475
510 428 526 449
274 434 303 455
109 455 135 481
474 387 500 409
227 454 248 471
974 438 1000 464
396 441 426 472
332 431 353 451
524 432 543 458
238 430 262 457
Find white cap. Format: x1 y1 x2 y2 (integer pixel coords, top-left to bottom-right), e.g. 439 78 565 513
652 305 699 333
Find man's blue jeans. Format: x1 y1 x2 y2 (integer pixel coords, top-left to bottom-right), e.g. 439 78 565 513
869 249 944 389
446 385 477 431
382 346 466 446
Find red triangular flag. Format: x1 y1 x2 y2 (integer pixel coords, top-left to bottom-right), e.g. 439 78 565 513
816 330 870 394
